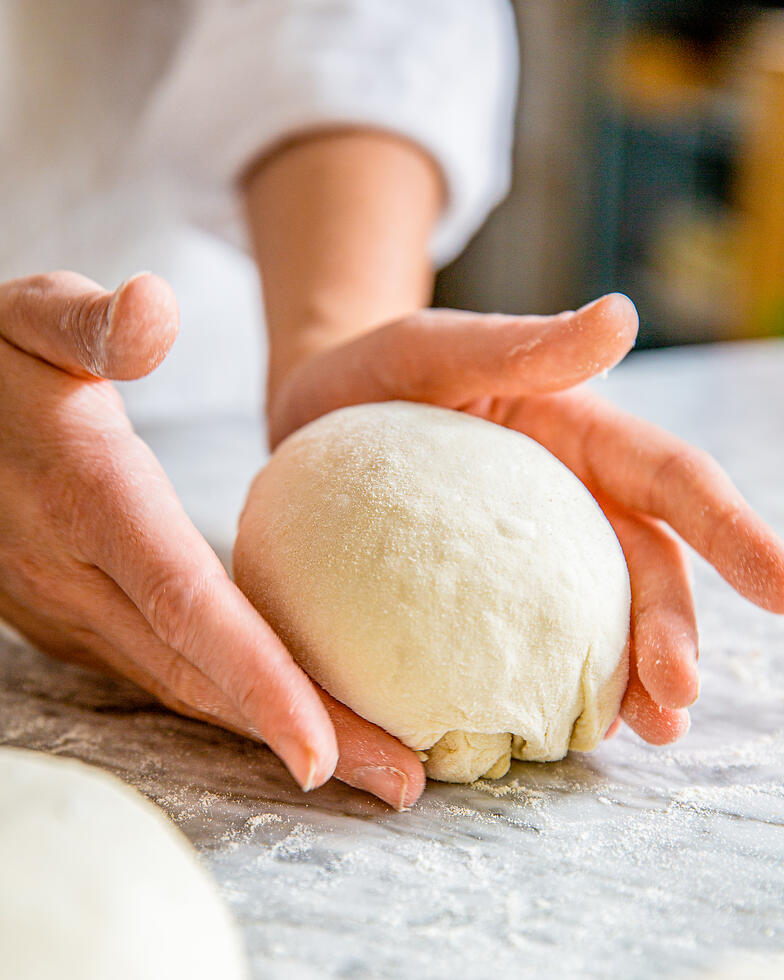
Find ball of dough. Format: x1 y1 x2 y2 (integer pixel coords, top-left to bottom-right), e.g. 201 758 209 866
0 749 248 980
235 402 630 783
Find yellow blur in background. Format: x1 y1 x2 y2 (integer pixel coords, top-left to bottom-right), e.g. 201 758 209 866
436 1 784 348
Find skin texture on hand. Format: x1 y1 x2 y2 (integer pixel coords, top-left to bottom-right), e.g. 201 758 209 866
264 295 784 751
241 127 784 808
0 272 353 800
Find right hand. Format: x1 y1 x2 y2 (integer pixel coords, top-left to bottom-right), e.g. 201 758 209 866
267 295 784 748
0 271 424 809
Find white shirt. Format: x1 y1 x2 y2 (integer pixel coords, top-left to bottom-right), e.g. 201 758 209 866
0 0 517 423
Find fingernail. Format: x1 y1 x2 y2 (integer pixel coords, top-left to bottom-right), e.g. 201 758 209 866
575 296 603 315
118 270 153 289
100 272 154 369
108 271 152 316
350 766 409 810
275 735 319 791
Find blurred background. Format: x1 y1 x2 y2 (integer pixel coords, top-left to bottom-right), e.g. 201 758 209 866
436 0 784 348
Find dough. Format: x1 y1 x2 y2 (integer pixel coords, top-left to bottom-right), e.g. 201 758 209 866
235 402 630 783
0 748 248 980
703 954 784 980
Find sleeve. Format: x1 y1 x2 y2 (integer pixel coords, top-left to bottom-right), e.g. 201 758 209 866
139 0 519 268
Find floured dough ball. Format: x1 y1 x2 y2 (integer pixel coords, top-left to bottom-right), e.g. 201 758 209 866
235 402 630 783
0 749 248 980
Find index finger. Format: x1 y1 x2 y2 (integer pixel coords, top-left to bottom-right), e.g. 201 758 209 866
66 435 339 791
507 390 784 613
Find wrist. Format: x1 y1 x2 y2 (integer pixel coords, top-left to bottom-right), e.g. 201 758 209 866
242 127 442 410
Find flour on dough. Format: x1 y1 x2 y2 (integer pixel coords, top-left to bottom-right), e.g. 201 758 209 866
235 402 630 784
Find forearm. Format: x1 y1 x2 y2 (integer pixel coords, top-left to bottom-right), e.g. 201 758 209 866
242 128 443 405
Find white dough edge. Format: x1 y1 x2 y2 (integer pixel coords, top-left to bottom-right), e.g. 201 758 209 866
0 748 248 980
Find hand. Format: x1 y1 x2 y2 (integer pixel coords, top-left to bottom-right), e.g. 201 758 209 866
267 293 784 746
0 271 425 809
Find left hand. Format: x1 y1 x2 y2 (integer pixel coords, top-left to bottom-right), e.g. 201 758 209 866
266 292 784 746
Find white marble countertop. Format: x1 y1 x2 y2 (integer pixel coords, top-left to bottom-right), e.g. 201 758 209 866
2 340 783 979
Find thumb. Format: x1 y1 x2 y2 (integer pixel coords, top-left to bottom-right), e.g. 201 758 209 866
269 293 638 446
0 270 179 380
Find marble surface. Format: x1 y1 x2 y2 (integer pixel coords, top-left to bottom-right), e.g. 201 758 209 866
2 340 784 979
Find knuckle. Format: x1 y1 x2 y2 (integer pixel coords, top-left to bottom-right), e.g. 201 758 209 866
236 677 266 720
142 570 226 655
63 295 106 373
10 271 92 338
667 445 713 482
651 445 713 510
12 272 63 310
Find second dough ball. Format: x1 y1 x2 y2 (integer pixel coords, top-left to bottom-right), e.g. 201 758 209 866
235 402 630 783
